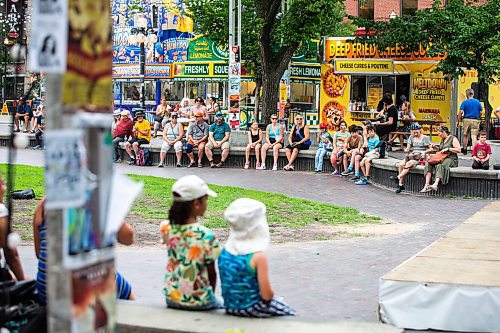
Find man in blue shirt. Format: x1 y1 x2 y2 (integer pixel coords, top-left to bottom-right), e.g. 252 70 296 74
205 111 231 167
14 98 33 132
459 89 482 155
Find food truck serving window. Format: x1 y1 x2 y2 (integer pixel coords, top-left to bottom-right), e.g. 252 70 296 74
350 75 395 112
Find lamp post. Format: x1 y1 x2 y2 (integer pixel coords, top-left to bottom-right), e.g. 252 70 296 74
127 16 157 109
2 38 8 103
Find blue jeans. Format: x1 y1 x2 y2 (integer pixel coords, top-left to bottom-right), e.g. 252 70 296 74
315 147 328 171
113 137 125 161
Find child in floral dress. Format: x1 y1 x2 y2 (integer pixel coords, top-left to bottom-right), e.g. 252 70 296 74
160 175 222 310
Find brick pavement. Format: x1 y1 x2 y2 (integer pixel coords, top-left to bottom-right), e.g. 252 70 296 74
3 147 489 322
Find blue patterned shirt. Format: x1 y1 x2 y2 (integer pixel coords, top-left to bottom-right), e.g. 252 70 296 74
218 248 261 310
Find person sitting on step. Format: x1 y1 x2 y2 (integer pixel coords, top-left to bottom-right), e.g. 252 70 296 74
124 110 151 165
158 112 185 168
390 123 432 193
244 121 263 170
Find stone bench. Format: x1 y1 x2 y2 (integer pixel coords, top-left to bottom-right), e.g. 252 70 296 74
117 140 335 172
116 302 401 333
369 157 500 199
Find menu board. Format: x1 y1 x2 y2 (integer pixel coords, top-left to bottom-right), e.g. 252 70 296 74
367 84 383 111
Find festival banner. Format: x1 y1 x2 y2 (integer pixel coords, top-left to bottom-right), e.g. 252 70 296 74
396 62 451 140
319 64 350 132
188 36 229 61
324 37 444 62
228 45 241 128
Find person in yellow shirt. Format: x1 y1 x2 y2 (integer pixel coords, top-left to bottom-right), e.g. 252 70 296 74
124 110 151 165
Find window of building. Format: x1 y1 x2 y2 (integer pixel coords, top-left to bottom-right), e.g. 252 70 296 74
402 0 418 16
359 0 374 20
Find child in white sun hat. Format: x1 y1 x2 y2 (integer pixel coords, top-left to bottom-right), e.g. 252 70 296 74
218 198 295 317
160 175 223 310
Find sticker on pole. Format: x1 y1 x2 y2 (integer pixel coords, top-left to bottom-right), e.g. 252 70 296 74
29 0 68 73
45 129 88 209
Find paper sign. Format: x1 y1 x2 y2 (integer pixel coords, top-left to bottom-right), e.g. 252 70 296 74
45 130 87 209
29 0 68 73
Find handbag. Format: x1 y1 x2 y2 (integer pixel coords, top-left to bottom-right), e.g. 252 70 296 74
427 151 447 165
295 126 311 146
11 189 35 200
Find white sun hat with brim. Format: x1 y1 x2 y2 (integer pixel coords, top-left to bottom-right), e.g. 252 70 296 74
172 175 217 202
224 198 270 256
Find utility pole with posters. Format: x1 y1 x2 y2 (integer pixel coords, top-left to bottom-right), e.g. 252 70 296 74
228 0 241 129
30 0 122 331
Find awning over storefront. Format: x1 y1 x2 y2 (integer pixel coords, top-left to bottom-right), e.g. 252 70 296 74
112 64 173 80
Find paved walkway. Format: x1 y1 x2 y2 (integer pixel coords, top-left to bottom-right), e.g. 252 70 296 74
1 147 489 322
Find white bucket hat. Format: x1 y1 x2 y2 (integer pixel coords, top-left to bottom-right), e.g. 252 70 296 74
172 175 217 202
224 198 270 256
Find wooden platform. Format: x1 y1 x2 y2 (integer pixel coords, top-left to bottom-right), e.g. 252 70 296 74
379 201 500 332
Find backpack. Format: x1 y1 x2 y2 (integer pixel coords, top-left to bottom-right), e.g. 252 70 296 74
143 148 152 166
136 149 145 166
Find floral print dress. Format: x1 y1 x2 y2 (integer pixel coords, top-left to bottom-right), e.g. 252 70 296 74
161 221 220 307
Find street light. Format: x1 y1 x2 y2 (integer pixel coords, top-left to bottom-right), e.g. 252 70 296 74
127 16 157 108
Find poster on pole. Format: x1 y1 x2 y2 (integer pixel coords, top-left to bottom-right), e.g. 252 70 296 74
71 260 116 333
63 0 113 112
29 0 68 73
45 130 88 210
228 45 240 128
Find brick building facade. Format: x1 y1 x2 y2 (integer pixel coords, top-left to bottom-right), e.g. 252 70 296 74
345 0 488 21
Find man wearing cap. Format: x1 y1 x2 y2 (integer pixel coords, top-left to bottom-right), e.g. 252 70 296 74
205 111 231 168
186 111 209 167
113 110 134 163
459 88 482 155
124 110 151 165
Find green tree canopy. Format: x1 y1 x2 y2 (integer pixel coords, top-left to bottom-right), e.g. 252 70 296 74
186 0 352 122
353 0 500 133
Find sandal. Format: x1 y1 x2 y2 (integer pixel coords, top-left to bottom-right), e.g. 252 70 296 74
283 165 290 171
430 184 439 191
420 185 431 193
188 161 196 168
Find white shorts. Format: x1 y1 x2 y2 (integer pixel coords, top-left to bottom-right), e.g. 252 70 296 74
161 141 183 153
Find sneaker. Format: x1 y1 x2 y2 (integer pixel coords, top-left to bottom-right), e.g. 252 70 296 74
14 129 20 133
350 175 360 181
244 162 249 169
332 170 339 176
288 165 294 171
341 169 353 176
188 161 196 168
114 159 122 163
210 161 216 168
272 164 278 171
389 175 399 184
355 178 368 185
283 165 290 171
395 185 405 193
176 162 182 167
255 163 261 170
158 163 164 168
32 145 41 150
216 161 225 168
258 164 266 170
198 162 203 168
315 170 321 173
128 159 136 165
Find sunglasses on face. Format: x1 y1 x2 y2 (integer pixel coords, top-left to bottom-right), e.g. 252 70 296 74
271 118 278 120
296 118 303 121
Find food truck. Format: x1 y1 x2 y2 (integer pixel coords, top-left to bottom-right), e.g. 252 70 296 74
320 37 500 141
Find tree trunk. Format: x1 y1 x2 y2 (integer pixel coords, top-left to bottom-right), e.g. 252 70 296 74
479 77 492 138
260 72 280 124
253 78 262 123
